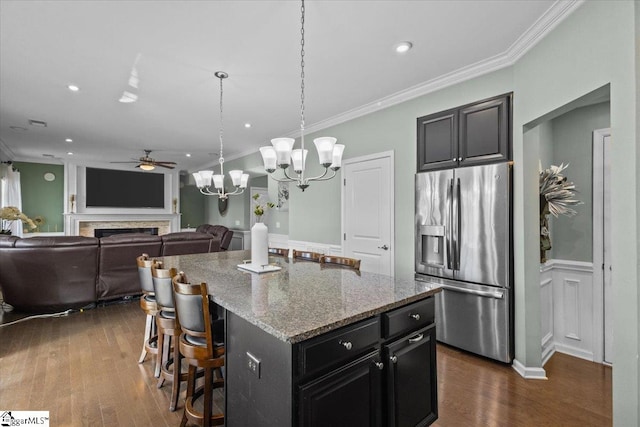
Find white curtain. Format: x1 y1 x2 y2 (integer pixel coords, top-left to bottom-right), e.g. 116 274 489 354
1 163 24 237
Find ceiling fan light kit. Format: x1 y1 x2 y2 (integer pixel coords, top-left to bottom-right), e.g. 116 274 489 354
111 149 177 170
258 0 344 192
192 71 249 200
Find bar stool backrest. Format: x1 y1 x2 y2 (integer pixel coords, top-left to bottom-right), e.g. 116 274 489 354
320 255 361 271
292 250 323 262
172 272 213 356
137 253 156 294
151 262 177 311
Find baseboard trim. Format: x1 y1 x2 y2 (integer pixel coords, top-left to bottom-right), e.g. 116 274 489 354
512 359 548 380
541 344 556 366
554 344 594 362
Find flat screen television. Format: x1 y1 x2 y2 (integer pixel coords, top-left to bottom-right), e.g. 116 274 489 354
86 167 165 208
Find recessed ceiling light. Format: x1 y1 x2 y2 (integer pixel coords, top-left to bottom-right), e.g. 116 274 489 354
244 123 252 128
67 152 73 156
67 84 80 92
394 41 413 54
65 138 73 143
186 153 192 157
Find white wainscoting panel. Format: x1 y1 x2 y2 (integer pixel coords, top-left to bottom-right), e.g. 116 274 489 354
539 262 555 365
268 233 289 250
287 239 342 256
541 259 595 364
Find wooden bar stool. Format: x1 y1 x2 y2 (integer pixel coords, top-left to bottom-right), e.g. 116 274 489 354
151 262 185 412
173 271 225 427
137 254 160 377
320 255 361 271
268 247 289 257
292 249 323 262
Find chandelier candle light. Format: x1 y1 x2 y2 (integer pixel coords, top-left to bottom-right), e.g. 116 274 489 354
193 72 249 199
259 0 345 191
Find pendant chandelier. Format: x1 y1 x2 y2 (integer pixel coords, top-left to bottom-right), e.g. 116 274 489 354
258 0 344 191
192 71 249 199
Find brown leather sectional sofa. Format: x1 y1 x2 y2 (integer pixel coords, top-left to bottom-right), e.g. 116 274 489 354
0 227 231 313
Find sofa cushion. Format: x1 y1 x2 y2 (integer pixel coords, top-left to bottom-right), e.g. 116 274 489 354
0 236 99 313
161 232 216 256
97 233 162 301
0 235 19 248
195 224 233 251
15 236 98 247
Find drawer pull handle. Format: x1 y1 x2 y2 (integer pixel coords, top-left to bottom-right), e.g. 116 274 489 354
390 355 398 364
408 333 424 343
339 340 353 350
410 313 421 321
374 361 384 370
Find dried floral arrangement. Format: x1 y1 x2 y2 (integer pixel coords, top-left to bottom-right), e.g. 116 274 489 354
539 163 582 217
0 206 37 234
539 163 582 263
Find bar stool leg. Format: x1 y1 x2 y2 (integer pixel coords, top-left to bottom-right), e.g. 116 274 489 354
170 338 182 412
138 313 153 363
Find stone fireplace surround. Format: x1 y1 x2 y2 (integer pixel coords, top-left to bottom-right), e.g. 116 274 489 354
64 213 181 237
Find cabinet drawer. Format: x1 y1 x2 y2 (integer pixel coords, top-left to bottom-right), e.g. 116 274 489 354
382 297 434 339
298 317 380 377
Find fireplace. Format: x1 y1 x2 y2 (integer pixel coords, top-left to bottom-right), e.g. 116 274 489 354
65 214 179 237
94 227 159 238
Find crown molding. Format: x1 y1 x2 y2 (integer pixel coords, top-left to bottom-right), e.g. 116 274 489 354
506 0 585 63
302 0 585 136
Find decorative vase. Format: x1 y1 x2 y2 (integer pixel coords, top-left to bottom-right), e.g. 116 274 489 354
251 221 269 266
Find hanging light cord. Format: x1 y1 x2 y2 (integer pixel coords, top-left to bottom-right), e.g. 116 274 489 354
299 0 306 179
218 75 225 174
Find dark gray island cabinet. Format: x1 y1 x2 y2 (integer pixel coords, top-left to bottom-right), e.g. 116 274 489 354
159 251 441 427
227 294 438 427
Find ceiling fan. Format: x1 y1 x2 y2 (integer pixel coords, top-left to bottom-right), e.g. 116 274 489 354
111 149 177 171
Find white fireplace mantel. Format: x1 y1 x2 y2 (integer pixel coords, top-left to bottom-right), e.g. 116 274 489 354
65 213 181 237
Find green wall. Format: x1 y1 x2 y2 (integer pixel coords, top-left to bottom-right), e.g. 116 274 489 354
512 2 637 423
291 68 514 272
179 183 205 229
549 101 610 262
14 161 64 233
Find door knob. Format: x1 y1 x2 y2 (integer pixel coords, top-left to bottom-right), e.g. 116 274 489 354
378 244 389 250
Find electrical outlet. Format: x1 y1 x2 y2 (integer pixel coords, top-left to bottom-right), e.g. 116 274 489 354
235 220 240 226
246 352 261 378
276 222 280 228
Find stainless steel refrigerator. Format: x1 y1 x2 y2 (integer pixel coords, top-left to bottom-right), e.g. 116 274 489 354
415 162 513 363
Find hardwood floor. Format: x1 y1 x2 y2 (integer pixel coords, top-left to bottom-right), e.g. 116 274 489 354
0 300 611 426
432 344 611 427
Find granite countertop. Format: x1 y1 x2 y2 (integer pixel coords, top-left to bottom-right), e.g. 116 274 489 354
160 250 441 344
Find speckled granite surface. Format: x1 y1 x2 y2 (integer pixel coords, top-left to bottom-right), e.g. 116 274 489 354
161 250 441 344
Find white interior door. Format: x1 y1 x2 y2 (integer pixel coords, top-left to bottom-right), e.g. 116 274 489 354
602 133 613 364
342 152 394 276
593 128 612 365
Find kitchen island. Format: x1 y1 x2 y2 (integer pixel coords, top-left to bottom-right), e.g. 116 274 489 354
161 250 441 427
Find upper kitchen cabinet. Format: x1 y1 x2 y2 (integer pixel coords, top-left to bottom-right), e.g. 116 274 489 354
417 108 459 171
417 93 512 172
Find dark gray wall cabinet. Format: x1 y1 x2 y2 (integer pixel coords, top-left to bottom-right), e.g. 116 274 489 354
417 93 512 172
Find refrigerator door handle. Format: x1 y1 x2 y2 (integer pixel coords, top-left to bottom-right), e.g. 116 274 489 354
439 283 504 299
455 178 462 270
446 178 453 270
